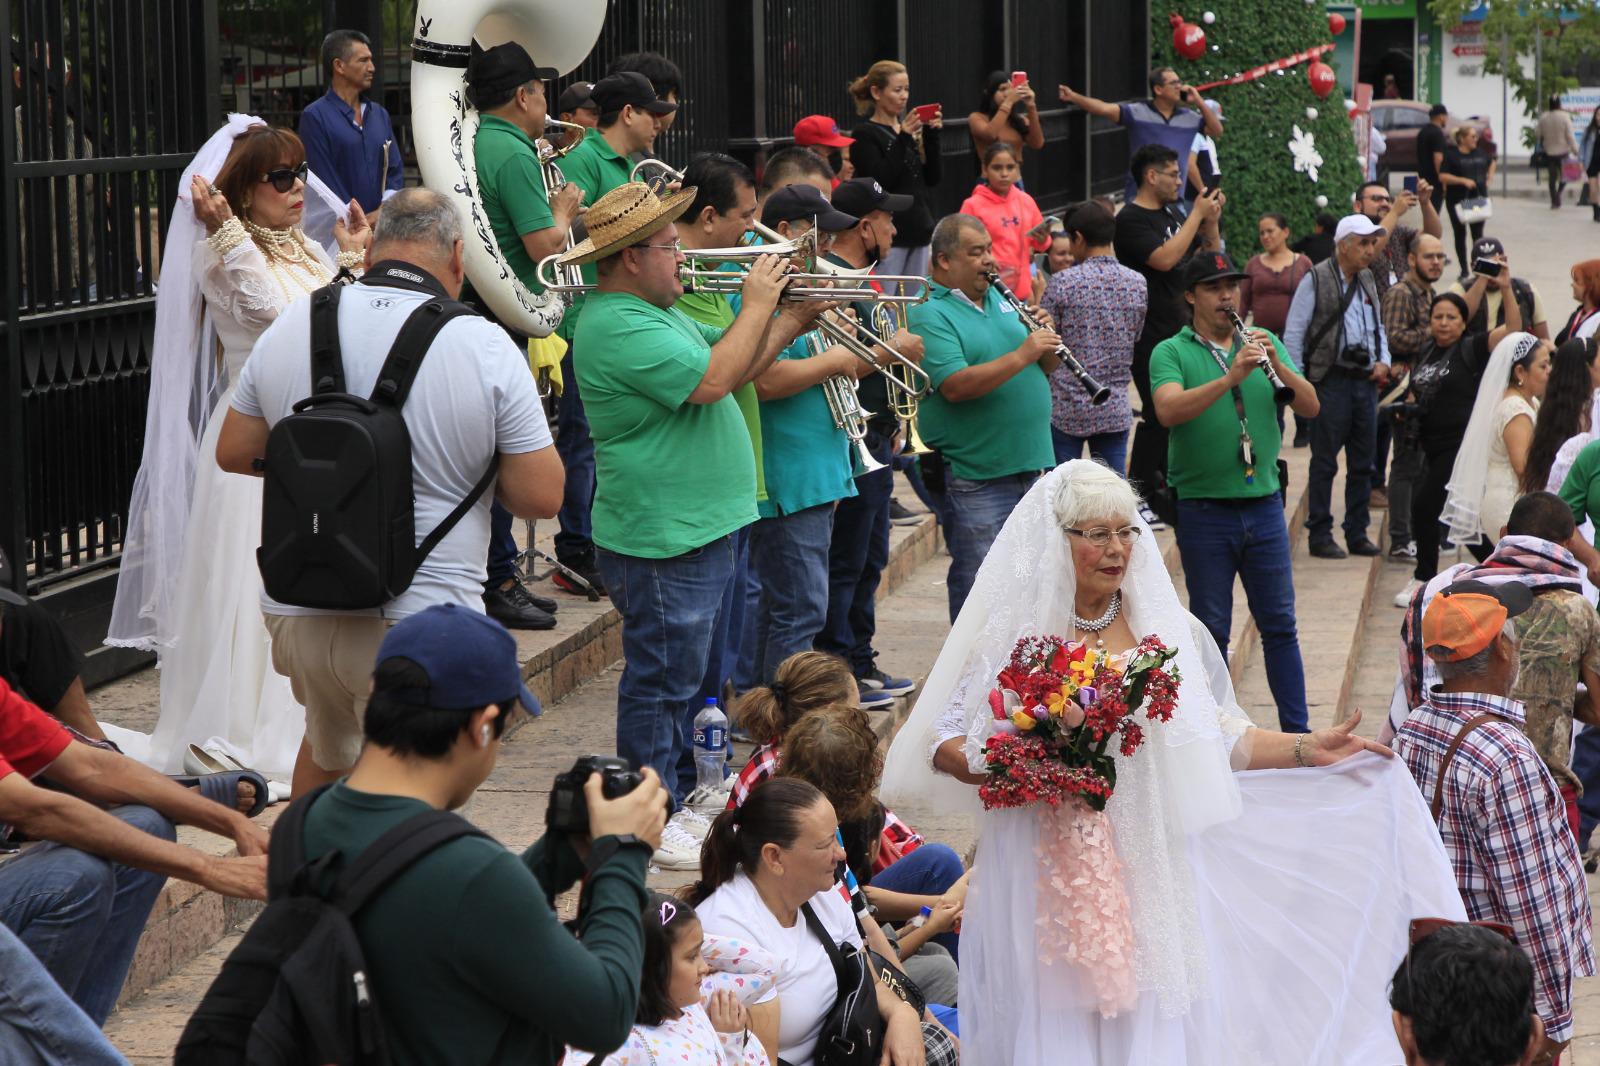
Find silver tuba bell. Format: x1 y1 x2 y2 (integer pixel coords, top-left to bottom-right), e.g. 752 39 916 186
410 0 605 338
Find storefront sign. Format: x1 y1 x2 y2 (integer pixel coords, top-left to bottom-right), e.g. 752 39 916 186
1351 0 1416 19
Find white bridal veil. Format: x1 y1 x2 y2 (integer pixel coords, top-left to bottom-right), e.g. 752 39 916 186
107 114 347 651
1441 330 1541 547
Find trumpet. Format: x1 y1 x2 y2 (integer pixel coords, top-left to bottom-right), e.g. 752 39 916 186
871 301 922 421
533 233 820 295
537 118 591 309
1223 309 1295 404
809 332 887 475
985 272 1111 406
811 312 931 406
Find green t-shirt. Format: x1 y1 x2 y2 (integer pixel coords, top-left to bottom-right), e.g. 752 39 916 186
675 288 767 505
754 328 858 518
555 128 635 340
1560 438 1600 527
573 290 758 557
908 281 1054 481
473 115 554 294
1148 325 1287 500
300 782 649 1066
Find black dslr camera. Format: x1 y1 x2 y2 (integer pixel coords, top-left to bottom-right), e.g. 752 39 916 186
1335 345 1374 373
546 755 644 834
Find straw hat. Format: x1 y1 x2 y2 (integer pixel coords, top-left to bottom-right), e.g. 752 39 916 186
557 181 698 266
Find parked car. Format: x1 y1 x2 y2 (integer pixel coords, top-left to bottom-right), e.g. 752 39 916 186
1372 100 1496 178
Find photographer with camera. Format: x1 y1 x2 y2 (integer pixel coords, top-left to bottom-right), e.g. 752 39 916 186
1381 234 1449 566
284 603 668 1066
1284 214 1393 560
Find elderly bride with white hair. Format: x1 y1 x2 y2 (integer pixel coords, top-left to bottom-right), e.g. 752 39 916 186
882 460 1465 1065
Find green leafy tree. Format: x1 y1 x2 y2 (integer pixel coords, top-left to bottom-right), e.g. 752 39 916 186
1150 3 1362 252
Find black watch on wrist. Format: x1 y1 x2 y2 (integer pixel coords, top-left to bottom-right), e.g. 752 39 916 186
585 834 652 874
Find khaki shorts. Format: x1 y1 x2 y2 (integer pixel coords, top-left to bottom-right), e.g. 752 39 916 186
264 613 391 771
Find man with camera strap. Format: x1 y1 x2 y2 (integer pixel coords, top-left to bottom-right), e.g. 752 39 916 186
1283 213 1393 561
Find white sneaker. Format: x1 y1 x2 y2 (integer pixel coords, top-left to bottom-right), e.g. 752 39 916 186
651 819 702 870
671 806 711 842
684 783 731 815
1393 579 1422 609
1138 504 1168 531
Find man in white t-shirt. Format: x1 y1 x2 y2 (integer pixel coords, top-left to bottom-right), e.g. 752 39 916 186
217 188 563 794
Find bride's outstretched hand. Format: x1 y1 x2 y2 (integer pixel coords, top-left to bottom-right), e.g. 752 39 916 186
1302 709 1395 766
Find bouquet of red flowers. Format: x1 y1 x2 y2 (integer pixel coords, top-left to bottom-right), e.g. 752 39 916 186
978 634 1180 812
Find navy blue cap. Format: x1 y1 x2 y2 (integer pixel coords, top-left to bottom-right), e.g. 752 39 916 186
376 604 540 717
760 183 858 232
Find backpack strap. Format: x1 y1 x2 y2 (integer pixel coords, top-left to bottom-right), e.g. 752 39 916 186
370 298 475 410
309 285 346 395
1430 712 1506 821
413 455 501 568
328 809 489 915
266 782 338 900
801 901 849 975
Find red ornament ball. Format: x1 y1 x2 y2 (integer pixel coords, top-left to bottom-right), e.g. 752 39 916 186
1328 12 1347 35
1307 61 1336 99
1173 20 1206 61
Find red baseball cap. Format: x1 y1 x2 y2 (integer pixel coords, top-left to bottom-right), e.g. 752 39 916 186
794 115 854 149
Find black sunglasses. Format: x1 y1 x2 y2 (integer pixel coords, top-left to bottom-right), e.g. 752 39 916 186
260 161 309 194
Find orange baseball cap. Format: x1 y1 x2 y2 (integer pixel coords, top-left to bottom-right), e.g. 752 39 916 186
1422 580 1531 662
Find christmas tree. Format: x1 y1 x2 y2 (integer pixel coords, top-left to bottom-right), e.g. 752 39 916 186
1150 3 1362 253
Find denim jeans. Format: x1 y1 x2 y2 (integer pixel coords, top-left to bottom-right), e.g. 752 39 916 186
486 500 519 587
691 524 752 789
1306 371 1377 545
945 473 1037 622
598 537 736 810
0 923 125 1065
1050 426 1128 476
1371 393 1391 492
555 347 596 561
749 504 836 683
870 842 966 961
898 455 947 527
0 804 174 1025
820 429 895 675
1574 725 1600 849
1175 496 1310 732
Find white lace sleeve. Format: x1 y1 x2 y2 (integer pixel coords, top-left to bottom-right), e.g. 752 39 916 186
192 237 289 336
1187 614 1255 770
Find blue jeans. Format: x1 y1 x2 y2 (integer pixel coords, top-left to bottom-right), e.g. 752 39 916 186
1307 371 1377 545
898 455 947 527
691 524 752 788
598 537 737 810
1574 726 1600 849
871 842 965 961
0 923 125 1065
486 501 519 586
0 804 174 1025
1050 426 1129 476
945 474 1037 622
749 504 836 684
555 348 595 561
1175 496 1310 732
820 429 894 675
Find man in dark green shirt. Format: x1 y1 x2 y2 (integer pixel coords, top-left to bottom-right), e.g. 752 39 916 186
467 42 584 630
299 603 669 1066
1149 251 1319 732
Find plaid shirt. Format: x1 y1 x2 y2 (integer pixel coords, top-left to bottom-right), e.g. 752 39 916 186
728 744 925 875
1393 690 1595 1042
1380 273 1434 364
1037 255 1146 437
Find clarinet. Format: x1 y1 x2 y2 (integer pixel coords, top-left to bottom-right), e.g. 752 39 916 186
985 272 1111 405
1223 309 1295 404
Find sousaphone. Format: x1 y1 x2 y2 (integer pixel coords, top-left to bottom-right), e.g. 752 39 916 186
410 0 606 336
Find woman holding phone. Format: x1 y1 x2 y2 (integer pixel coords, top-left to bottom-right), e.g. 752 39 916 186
967 70 1044 170
849 59 943 287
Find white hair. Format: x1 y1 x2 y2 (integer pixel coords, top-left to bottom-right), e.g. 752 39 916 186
1052 462 1141 529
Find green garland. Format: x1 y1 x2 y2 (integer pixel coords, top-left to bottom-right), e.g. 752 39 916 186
1150 4 1362 254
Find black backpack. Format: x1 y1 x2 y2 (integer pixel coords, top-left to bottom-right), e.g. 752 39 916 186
175 784 487 1066
257 282 497 610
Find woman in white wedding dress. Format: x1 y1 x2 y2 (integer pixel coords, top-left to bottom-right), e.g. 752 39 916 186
105 116 367 783
882 461 1468 1065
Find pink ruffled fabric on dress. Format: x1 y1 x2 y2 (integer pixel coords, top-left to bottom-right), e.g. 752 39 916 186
1035 799 1138 1017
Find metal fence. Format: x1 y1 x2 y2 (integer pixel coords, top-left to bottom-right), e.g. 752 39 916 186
1 0 1147 682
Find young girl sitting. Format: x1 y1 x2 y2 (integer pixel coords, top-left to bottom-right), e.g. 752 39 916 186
566 892 775 1065
959 142 1052 300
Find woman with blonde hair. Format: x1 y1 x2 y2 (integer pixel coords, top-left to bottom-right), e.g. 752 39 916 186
848 59 943 286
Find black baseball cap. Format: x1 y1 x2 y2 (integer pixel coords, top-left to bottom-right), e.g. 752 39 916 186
466 42 557 96
831 177 913 218
376 603 540 717
1471 235 1505 260
590 71 678 116
761 184 858 231
558 82 597 114
1182 250 1248 290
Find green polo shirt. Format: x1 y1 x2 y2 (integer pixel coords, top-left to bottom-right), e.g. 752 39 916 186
556 128 636 340
752 327 858 518
473 115 555 294
1149 325 1286 500
675 288 766 506
573 290 758 557
908 281 1053 481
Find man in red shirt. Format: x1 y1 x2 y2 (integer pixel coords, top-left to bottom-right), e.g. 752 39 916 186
0 676 267 1024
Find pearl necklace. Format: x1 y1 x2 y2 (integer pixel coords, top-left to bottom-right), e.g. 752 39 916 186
243 219 330 297
1072 590 1121 648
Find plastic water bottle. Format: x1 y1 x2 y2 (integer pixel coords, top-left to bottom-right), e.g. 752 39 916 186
908 905 932 930
694 698 728 793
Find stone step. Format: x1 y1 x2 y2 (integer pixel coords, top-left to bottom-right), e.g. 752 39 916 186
98 487 944 1025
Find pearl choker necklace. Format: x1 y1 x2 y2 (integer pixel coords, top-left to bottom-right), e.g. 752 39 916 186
1072 591 1122 643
